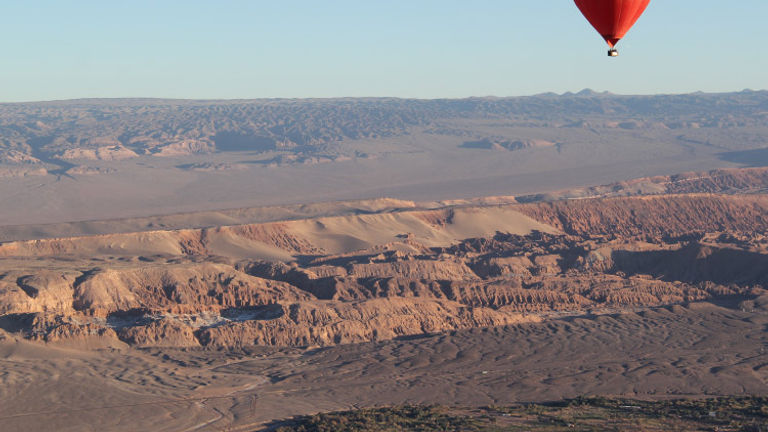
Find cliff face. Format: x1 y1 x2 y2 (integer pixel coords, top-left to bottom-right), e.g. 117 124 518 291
516 167 768 203
72 263 312 315
516 194 768 238
195 299 530 348
1 191 767 349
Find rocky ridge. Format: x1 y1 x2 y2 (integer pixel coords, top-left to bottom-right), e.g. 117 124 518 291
2 179 768 348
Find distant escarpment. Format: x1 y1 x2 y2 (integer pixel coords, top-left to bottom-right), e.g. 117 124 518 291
1 191 768 348
516 194 768 238
517 167 768 202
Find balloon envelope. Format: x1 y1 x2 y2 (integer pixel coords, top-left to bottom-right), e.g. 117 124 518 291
574 0 651 47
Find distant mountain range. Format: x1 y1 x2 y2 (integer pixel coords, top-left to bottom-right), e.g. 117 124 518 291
1 90 767 226
2 90 766 163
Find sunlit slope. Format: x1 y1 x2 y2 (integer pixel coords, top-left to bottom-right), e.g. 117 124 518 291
0 206 556 260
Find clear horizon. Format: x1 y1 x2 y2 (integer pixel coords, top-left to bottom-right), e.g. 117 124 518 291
2 0 767 102
4 88 768 105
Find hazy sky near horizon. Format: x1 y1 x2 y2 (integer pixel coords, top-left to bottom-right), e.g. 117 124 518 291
1 1 766 102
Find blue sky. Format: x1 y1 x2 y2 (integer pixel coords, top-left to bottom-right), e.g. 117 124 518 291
1 1 766 101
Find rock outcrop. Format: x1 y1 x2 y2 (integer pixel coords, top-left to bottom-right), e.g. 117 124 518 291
1 192 767 348
196 298 532 348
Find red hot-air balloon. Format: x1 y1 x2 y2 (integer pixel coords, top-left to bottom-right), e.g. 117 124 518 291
574 0 651 57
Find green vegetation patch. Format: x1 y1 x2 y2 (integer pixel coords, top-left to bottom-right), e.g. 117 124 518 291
272 397 768 432
273 405 488 432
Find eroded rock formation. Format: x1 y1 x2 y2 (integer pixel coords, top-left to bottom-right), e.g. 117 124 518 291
1 185 767 348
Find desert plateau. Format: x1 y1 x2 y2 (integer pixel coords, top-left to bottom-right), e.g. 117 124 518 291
2 93 768 431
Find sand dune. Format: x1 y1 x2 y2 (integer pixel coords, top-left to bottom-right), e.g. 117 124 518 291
1 190 767 352
2 169 768 430
0 197 421 243
5 166 768 244
0 206 556 260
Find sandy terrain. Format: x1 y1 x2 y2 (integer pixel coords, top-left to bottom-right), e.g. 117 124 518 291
1 170 768 429
1 301 765 431
1 92 767 226
0 165 765 242
2 169 768 348
1 92 767 430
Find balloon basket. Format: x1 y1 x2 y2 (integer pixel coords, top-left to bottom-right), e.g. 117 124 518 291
608 49 619 57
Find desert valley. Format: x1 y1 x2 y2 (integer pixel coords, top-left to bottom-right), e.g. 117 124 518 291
1 92 768 430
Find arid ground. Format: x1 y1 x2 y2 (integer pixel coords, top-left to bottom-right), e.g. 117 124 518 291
1 93 768 430
3 92 768 227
